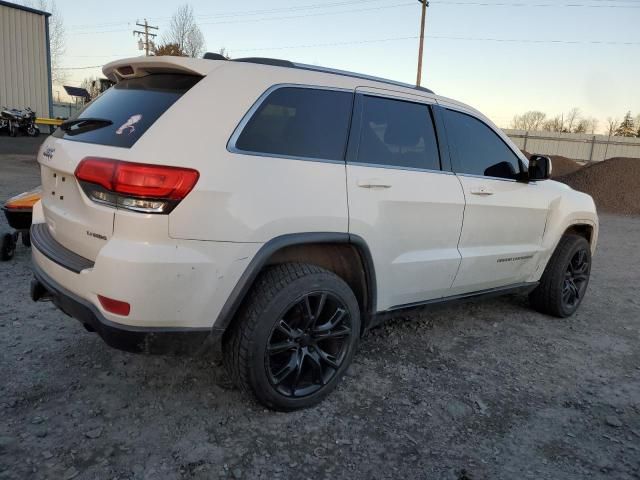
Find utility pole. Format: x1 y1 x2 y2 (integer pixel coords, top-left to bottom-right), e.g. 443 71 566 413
133 19 158 56
416 0 429 87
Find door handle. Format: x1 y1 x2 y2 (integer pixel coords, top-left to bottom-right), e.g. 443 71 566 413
470 186 494 196
357 179 392 189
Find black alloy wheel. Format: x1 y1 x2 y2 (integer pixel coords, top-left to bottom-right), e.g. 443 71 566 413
562 248 590 309
529 233 592 318
223 263 361 411
266 292 352 398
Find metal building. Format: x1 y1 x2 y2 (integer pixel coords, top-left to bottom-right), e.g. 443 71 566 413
0 0 52 118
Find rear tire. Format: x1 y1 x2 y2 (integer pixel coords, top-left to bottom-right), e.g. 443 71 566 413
223 263 360 411
529 234 591 318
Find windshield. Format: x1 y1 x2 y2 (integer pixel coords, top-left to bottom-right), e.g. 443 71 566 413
53 74 201 148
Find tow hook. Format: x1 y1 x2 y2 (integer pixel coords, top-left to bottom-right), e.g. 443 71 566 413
30 279 52 302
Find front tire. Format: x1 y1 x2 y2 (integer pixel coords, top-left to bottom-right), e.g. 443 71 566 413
223 263 360 411
529 234 591 317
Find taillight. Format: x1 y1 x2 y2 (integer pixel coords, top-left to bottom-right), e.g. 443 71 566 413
75 157 199 214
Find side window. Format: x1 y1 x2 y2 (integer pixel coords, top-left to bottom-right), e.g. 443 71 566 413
444 109 521 179
352 95 440 170
234 87 352 161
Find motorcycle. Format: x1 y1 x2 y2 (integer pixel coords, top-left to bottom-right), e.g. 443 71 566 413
0 108 9 134
0 107 40 137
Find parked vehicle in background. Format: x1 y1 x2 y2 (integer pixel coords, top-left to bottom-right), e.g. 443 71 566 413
0 107 39 137
29 55 598 411
1 187 41 261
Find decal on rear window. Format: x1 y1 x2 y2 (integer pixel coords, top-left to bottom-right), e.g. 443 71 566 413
116 114 143 135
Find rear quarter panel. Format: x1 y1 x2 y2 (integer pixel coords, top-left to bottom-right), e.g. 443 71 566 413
136 63 354 242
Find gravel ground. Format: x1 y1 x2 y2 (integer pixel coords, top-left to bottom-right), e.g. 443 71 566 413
1 138 639 480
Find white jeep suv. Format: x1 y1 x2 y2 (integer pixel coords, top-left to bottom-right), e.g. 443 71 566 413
30 55 598 410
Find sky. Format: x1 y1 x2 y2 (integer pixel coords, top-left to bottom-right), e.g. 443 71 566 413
48 0 640 131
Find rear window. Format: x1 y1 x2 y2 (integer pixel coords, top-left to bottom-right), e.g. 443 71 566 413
53 74 201 148
233 87 353 161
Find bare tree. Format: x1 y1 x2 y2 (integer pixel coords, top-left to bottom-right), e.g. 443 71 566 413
572 120 588 134
606 117 620 137
24 0 66 84
153 42 187 56
585 117 599 135
573 117 598 134
543 115 565 133
564 108 581 133
510 111 546 131
80 76 103 101
162 4 205 58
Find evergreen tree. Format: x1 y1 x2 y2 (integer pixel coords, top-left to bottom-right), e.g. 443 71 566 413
615 111 636 137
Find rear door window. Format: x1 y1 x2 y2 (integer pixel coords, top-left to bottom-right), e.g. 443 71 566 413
233 87 353 161
444 109 522 179
53 74 201 148
352 95 441 170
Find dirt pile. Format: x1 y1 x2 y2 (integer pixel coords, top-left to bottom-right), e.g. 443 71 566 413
521 151 583 177
558 157 640 215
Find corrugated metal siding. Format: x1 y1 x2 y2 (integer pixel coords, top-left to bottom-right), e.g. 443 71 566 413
504 129 640 162
0 4 50 117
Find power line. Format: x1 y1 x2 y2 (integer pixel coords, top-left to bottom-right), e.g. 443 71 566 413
66 0 391 30
233 34 640 52
435 1 640 7
197 2 416 26
65 0 640 33
58 31 639 71
68 2 416 34
59 31 640 70
185 0 393 20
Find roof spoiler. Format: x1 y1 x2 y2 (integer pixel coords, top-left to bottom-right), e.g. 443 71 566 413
103 56 217 82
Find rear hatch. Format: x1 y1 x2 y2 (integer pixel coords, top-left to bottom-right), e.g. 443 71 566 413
39 73 202 261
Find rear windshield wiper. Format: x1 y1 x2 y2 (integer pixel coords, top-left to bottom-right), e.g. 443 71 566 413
60 117 113 135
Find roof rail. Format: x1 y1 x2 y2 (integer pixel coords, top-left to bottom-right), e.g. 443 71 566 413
291 62 434 94
201 54 435 95
233 57 295 68
203 52 227 61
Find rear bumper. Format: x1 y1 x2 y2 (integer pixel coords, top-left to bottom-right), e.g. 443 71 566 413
32 262 211 354
29 216 261 350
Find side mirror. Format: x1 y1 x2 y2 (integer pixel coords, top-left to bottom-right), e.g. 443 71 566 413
528 154 552 181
